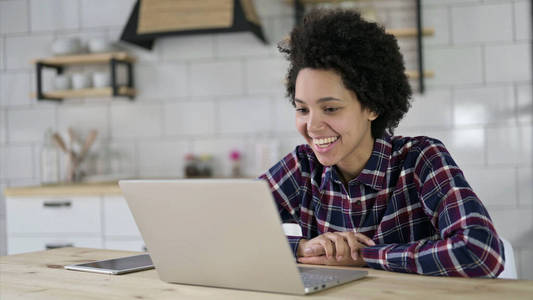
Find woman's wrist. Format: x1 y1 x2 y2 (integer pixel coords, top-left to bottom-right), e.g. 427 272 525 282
296 239 308 257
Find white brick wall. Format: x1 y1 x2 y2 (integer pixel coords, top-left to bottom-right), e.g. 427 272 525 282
110 103 163 138
164 99 216 137
218 96 273 134
79 0 135 29
57 104 109 139
0 37 4 70
5 35 54 70
30 0 80 32
0 0 29 35
453 86 516 126
7 107 56 143
0 110 6 144
0 71 32 106
426 47 484 86
0 0 531 279
515 0 532 41
190 60 244 96
0 145 33 179
451 3 513 44
485 43 532 83
135 63 188 99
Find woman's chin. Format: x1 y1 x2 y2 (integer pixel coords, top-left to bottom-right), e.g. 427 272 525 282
314 154 337 167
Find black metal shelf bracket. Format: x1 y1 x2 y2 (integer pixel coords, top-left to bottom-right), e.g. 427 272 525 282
109 58 135 100
36 62 63 101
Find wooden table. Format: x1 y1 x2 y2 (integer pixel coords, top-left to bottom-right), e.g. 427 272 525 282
1 248 532 299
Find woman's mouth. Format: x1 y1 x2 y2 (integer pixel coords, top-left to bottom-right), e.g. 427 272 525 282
312 136 340 153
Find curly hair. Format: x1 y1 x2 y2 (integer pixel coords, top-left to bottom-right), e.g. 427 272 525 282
278 9 412 139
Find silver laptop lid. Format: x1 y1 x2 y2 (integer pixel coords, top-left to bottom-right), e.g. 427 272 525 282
119 179 306 294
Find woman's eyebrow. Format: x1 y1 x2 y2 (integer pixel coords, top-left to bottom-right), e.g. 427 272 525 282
294 97 342 104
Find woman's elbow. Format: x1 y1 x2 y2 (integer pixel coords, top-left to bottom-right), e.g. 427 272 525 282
462 235 506 278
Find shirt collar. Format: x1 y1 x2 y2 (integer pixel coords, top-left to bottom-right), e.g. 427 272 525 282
320 134 392 191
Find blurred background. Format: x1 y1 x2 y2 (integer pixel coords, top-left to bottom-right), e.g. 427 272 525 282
0 0 531 279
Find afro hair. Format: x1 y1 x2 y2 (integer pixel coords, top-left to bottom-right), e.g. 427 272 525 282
279 9 412 139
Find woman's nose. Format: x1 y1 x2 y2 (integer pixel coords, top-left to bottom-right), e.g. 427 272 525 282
307 112 325 131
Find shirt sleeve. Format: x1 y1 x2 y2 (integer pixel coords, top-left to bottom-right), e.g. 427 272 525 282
361 139 505 277
259 147 306 257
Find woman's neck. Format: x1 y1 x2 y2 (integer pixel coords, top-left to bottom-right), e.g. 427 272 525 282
336 134 375 183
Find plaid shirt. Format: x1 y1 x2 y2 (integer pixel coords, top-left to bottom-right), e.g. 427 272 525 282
259 135 505 277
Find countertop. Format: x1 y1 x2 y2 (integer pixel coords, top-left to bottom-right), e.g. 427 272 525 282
1 247 532 299
3 181 122 197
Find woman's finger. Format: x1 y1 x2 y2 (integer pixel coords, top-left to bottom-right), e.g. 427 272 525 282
317 237 335 259
337 232 364 260
297 256 329 265
324 232 350 261
354 232 376 246
303 243 325 257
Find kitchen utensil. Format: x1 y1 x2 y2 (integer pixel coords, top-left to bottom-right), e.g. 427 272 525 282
78 130 98 162
52 133 68 153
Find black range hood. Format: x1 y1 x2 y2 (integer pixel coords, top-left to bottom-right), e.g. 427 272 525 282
121 0 267 50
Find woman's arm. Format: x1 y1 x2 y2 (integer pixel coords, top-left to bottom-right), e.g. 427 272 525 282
259 147 308 256
361 141 505 277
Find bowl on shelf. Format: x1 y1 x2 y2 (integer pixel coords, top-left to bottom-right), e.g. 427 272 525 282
51 38 82 56
88 38 114 53
54 75 71 90
71 73 92 90
92 72 110 88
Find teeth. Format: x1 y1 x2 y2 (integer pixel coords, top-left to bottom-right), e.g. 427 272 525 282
313 136 338 146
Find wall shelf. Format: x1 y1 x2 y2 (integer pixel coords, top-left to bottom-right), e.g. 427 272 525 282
33 52 136 101
33 86 136 100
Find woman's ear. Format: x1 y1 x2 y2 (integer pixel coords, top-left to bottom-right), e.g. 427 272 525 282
368 110 379 121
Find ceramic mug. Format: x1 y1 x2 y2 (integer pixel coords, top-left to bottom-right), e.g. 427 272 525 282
54 74 71 90
51 38 81 56
71 73 92 89
92 72 110 88
88 38 114 53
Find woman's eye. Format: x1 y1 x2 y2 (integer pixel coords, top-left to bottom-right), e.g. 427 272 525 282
324 107 339 113
295 107 308 113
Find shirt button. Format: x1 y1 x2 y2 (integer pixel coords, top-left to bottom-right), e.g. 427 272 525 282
355 200 361 205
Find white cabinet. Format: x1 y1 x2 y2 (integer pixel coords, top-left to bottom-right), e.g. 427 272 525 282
103 196 145 252
7 196 101 234
6 195 145 255
8 236 103 254
103 196 141 237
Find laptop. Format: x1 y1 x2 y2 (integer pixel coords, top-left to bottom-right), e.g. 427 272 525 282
119 179 368 295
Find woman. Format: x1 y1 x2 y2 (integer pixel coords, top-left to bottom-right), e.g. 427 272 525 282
259 9 504 277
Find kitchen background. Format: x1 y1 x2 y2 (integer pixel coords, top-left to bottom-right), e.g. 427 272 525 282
0 0 531 279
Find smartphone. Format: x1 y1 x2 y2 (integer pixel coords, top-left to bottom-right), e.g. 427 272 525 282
64 254 154 275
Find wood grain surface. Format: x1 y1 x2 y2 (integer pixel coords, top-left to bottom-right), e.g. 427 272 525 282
1 247 532 299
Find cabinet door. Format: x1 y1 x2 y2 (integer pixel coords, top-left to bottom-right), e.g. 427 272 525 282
7 236 103 255
6 196 101 234
103 196 142 238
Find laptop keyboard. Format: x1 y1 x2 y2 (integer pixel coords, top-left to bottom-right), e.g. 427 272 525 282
299 268 340 287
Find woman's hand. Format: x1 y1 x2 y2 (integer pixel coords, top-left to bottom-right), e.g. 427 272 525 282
296 232 375 266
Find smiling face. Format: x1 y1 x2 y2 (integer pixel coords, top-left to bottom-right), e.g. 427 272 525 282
294 68 378 179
